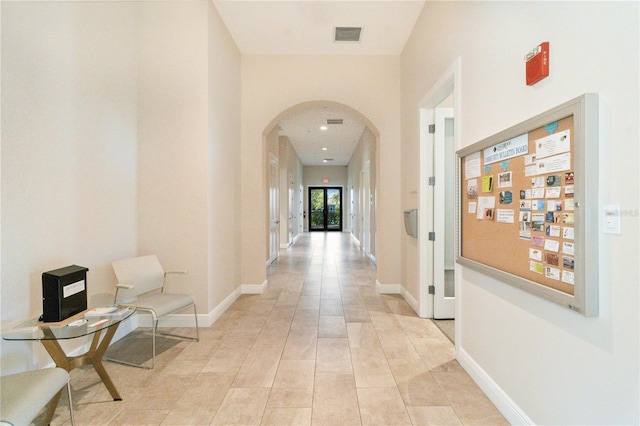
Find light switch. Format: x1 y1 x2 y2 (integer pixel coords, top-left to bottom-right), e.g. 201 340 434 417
603 205 621 234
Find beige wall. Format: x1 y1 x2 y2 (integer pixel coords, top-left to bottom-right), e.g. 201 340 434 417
279 136 303 247
1 1 242 372
1 1 139 372
207 2 242 310
348 127 377 256
241 55 402 288
137 1 209 313
401 1 639 424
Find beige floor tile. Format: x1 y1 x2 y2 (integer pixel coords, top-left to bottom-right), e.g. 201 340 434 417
343 305 371 323
282 327 318 360
320 299 344 316
316 338 352 373
110 409 169 425
318 316 347 338
432 371 505 424
210 388 270 425
267 386 314 408
261 407 312 425
273 359 316 388
406 406 463 425
356 387 411 425
297 295 320 311
376 329 422 361
388 360 450 406
161 409 217 425
312 373 361 426
290 310 319 330
351 353 396 388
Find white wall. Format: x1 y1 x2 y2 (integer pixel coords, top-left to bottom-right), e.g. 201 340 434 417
1 2 138 372
241 56 402 288
401 2 639 424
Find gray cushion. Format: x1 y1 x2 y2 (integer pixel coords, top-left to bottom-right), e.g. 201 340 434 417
0 368 69 425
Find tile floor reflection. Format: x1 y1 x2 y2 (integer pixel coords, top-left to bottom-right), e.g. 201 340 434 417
45 232 508 425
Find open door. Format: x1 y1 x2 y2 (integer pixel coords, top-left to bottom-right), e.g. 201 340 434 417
433 106 455 319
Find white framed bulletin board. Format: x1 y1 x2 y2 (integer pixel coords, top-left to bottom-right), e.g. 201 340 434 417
456 94 599 316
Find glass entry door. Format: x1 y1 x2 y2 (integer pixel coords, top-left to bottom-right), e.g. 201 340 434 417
309 187 342 231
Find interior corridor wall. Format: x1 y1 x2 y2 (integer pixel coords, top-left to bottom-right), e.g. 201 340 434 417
241 55 401 288
207 2 242 312
400 2 639 424
279 136 302 247
348 127 377 257
137 1 210 315
1 2 138 373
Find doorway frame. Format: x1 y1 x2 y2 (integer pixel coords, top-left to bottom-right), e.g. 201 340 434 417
418 58 462 320
308 186 343 232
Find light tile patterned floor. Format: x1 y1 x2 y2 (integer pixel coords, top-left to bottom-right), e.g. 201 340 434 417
45 232 508 425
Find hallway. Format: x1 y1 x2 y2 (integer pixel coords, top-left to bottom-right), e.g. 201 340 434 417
51 233 507 425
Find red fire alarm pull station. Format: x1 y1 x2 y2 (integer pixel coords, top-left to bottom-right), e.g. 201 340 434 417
525 42 549 85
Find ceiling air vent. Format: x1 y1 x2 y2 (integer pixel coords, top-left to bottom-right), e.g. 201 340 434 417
334 27 362 43
326 119 344 125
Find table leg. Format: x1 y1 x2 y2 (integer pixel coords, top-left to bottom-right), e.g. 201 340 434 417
39 322 125 424
89 324 122 400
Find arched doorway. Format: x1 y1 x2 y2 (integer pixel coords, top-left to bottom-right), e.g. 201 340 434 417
262 101 379 264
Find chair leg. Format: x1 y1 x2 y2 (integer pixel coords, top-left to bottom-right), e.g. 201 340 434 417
67 381 75 425
151 318 158 369
193 304 200 342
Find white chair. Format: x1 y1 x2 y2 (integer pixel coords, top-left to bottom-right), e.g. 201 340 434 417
107 255 199 369
0 367 74 425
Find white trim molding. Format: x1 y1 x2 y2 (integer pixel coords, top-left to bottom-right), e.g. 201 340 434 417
457 347 533 425
376 280 401 294
241 279 268 294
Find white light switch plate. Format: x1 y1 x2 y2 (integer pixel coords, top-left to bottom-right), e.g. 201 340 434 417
603 205 621 234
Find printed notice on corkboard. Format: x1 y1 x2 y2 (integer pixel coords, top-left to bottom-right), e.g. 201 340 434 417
456 94 599 316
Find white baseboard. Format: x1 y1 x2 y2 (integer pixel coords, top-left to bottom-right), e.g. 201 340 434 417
457 347 533 425
367 253 376 264
401 287 419 313
280 242 291 249
376 280 401 294
241 279 268 294
351 233 360 246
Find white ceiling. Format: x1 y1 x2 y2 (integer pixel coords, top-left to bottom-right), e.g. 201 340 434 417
279 105 367 166
214 0 426 55
214 0 426 166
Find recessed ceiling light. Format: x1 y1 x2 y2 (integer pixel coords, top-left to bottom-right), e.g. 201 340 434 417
322 147 328 151
320 126 328 131
323 159 328 163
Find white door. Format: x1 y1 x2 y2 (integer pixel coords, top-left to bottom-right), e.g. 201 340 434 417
433 107 456 319
269 155 279 264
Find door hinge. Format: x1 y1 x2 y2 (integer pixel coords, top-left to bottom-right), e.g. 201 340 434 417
428 285 435 295
428 176 436 186
428 232 436 241
428 124 436 134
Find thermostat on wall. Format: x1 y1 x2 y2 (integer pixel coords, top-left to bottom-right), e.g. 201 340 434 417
525 42 549 86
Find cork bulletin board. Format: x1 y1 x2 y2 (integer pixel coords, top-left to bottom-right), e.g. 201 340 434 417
456 94 599 316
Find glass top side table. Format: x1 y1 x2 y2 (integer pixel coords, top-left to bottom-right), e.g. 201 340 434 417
3 307 135 423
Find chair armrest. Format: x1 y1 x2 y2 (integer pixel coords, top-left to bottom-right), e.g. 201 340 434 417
165 270 189 276
114 283 134 305
116 283 135 289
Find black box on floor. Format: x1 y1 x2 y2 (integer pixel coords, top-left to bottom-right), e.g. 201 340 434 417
42 265 89 322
